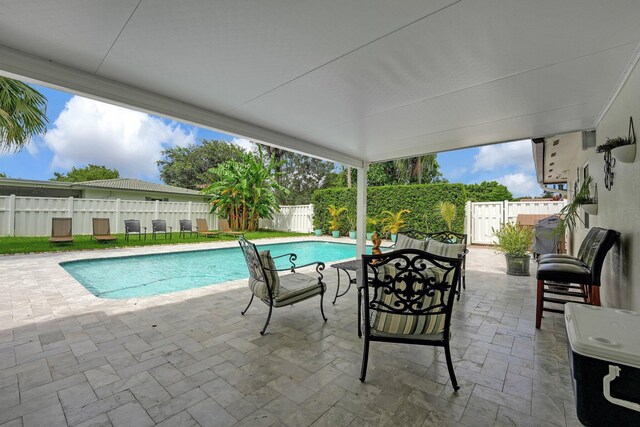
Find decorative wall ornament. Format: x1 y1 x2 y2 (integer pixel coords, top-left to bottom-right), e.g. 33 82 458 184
596 116 636 190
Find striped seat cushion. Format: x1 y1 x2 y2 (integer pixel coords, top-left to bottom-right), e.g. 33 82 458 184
369 266 450 339
395 234 428 251
248 250 280 300
273 273 325 307
426 240 466 259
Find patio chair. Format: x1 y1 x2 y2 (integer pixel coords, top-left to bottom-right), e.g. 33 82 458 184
238 236 327 335
535 227 620 328
152 219 172 240
219 218 244 236
124 219 146 241
396 230 468 300
195 218 221 238
360 248 463 390
91 218 117 243
49 217 74 244
179 219 195 238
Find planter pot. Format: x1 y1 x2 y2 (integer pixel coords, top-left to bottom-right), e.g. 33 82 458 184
366 232 374 240
314 229 322 236
331 230 340 238
391 234 397 243
349 231 357 239
582 203 598 215
613 143 636 163
505 254 530 276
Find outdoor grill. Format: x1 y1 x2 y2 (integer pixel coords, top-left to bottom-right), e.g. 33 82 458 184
533 215 562 259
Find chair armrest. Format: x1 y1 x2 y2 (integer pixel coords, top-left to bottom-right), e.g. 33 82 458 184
169 226 173 231
272 252 298 269
264 261 326 279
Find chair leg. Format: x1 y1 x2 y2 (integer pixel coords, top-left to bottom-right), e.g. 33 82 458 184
536 279 544 329
260 304 273 336
359 336 370 382
444 343 460 391
590 286 601 306
456 276 462 301
319 289 327 322
241 294 254 315
357 289 362 338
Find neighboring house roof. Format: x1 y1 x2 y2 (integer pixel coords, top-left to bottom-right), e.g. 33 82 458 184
76 179 202 196
0 178 202 197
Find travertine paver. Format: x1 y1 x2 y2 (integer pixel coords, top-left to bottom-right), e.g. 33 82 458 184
0 237 578 426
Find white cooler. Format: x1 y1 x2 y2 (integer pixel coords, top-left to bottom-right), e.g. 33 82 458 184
565 303 640 426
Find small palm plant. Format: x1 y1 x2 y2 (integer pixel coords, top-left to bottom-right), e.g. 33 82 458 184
438 201 456 231
327 205 347 237
380 209 410 241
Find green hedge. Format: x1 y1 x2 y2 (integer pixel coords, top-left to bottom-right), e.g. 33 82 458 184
311 183 467 235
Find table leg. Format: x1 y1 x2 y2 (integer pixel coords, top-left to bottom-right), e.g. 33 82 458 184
333 268 353 304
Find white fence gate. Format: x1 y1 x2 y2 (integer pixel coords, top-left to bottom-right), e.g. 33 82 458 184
466 200 566 244
259 204 313 233
0 195 217 237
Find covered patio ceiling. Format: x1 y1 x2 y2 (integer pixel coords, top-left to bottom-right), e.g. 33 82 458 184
2 1 640 167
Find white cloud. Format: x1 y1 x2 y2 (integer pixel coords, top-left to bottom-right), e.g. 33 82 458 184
43 96 197 179
497 173 540 197
231 137 254 152
472 139 533 172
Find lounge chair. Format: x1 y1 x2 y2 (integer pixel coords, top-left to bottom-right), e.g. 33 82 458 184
49 217 74 245
179 219 195 238
195 218 220 238
124 219 146 241
92 218 117 243
238 236 327 335
152 219 172 240
218 218 243 236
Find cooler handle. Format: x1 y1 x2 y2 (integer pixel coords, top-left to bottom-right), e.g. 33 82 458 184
603 365 640 412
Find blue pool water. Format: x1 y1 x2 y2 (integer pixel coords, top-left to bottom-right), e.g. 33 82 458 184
61 241 370 299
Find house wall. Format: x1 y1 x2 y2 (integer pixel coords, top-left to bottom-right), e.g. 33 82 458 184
565 60 640 310
81 189 206 203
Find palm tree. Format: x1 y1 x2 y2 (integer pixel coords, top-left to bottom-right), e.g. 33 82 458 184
393 154 440 184
0 77 48 152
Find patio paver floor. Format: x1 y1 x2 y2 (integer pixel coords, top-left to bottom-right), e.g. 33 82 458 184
0 238 579 426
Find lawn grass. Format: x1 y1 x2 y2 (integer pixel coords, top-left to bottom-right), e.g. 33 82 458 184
0 230 308 255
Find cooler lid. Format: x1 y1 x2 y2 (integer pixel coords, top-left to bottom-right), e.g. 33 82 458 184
565 303 640 369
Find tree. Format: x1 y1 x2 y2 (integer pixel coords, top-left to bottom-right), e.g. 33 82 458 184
260 145 336 205
0 172 6 178
465 181 513 202
158 139 246 190
204 149 288 231
0 77 48 152
394 154 444 184
51 164 120 182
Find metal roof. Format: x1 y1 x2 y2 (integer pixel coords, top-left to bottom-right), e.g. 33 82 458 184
75 179 202 195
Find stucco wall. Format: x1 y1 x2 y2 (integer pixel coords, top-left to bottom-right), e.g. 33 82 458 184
566 61 640 310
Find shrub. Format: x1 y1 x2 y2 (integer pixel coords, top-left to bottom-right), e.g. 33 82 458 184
492 223 534 257
311 183 467 235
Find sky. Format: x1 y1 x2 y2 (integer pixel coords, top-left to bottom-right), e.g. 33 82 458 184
0 84 541 197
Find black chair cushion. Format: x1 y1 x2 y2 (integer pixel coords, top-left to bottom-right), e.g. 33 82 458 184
538 255 586 266
536 262 592 284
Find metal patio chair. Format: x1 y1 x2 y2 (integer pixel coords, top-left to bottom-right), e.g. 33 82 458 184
124 219 146 241
152 219 172 240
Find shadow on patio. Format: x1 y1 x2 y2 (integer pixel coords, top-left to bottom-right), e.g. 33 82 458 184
0 247 580 426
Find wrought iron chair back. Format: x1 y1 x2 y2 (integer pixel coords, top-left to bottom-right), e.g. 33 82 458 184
152 219 172 239
179 219 194 238
360 248 462 390
124 219 146 241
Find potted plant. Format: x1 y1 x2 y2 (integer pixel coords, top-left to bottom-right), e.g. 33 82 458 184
557 175 597 235
366 217 377 240
312 214 323 236
347 211 357 239
597 118 636 163
492 222 535 276
438 201 456 231
328 205 347 238
380 209 410 242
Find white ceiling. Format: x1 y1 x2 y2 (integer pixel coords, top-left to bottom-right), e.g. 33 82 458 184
1 0 640 166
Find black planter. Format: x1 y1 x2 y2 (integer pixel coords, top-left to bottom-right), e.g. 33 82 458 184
505 254 530 276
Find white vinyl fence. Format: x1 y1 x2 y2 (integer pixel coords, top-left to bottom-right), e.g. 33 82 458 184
259 204 314 233
465 200 566 244
0 195 217 236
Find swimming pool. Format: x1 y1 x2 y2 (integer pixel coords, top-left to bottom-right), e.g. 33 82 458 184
61 241 371 299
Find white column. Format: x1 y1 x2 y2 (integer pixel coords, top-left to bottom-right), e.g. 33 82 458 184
7 194 16 237
464 200 472 244
356 163 368 259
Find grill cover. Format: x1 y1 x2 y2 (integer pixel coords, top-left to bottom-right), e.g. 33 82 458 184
533 215 561 256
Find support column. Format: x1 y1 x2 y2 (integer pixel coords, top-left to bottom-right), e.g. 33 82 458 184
356 163 369 259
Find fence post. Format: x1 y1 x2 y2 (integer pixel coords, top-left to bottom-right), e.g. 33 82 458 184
464 201 471 244
68 196 74 218
503 200 509 225
188 201 192 220
8 194 16 237
115 198 121 233
154 200 159 219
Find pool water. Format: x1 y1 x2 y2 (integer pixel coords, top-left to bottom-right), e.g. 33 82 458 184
61 241 370 299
